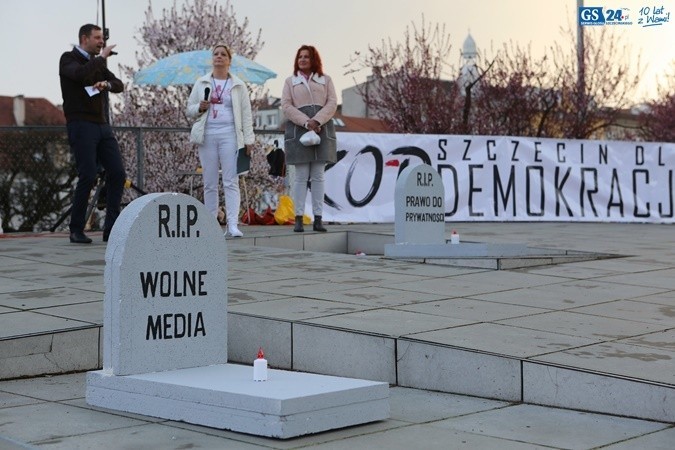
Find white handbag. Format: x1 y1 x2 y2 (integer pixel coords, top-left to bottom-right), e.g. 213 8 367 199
299 130 321 146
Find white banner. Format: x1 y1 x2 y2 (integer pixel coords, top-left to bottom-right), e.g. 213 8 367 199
317 133 675 224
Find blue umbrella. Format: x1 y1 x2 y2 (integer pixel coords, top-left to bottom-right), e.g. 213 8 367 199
133 50 276 86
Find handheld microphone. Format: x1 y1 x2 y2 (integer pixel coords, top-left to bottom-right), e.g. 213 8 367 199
204 87 211 101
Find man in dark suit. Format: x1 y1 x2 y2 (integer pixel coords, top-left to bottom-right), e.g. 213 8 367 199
59 23 125 243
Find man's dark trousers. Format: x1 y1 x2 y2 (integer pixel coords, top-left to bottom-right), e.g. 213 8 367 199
67 120 126 235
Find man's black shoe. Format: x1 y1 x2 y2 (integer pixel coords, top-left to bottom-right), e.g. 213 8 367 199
69 231 92 244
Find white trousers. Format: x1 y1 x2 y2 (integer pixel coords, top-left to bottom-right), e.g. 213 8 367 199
293 162 325 216
198 132 240 226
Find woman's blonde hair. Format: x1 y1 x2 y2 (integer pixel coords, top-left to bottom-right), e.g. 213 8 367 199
212 44 232 59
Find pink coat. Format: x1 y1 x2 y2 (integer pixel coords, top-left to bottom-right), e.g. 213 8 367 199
281 73 338 165
281 73 337 126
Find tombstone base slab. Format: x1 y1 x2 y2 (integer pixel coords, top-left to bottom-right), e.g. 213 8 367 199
86 363 389 439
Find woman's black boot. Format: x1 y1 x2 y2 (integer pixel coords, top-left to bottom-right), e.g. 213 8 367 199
313 215 327 232
294 215 304 232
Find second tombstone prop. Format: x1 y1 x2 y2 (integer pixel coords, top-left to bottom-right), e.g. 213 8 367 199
393 163 446 245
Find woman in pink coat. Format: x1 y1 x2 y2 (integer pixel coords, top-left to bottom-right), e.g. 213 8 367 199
281 45 338 232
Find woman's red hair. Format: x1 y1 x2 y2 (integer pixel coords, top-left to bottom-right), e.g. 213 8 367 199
293 45 324 76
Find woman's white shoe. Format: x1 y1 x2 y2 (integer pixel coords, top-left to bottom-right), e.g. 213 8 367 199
227 226 243 238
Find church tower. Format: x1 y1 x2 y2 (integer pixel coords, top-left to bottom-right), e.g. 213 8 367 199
458 31 479 94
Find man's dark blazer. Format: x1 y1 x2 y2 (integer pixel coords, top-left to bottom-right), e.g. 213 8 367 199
59 48 123 124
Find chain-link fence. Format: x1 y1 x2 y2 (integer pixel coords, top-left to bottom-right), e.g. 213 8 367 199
0 126 284 233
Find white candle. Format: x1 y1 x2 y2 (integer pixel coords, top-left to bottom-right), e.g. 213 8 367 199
253 347 268 381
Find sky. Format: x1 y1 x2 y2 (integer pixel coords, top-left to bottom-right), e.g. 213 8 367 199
0 0 672 107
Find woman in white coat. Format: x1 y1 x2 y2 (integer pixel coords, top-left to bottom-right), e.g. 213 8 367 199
186 44 255 237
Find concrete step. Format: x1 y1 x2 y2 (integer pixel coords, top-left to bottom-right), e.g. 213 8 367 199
2 226 674 425
3 312 674 423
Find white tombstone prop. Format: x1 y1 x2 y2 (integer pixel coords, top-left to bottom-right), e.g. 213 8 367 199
385 165 534 259
102 193 227 375
88 193 389 439
385 163 448 258
394 164 446 245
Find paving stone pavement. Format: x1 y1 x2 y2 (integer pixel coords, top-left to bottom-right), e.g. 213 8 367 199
1 222 674 449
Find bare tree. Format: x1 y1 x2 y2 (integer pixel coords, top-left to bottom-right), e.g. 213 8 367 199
550 24 642 139
639 65 675 142
471 42 559 137
346 16 643 140
0 130 74 232
346 18 463 134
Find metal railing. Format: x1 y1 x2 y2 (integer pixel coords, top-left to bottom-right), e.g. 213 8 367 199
0 126 283 233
